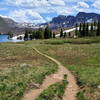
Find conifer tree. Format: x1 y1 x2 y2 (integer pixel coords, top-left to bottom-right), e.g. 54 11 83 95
53 33 56 38
81 23 85 37
60 28 63 38
79 23 82 37
44 26 52 39
24 29 29 40
86 23 89 36
96 19 100 36
75 23 78 36
90 23 94 36
36 28 44 39
8 31 13 39
63 32 66 38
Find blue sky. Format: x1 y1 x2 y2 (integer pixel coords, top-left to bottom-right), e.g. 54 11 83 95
0 0 100 23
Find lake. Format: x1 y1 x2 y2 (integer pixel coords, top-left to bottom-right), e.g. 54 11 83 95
0 35 24 43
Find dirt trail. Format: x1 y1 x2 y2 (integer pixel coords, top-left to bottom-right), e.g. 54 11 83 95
23 48 79 100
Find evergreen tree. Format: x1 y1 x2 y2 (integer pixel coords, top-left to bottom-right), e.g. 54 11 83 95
36 28 44 39
79 23 82 37
90 23 94 36
69 32 71 37
63 32 66 38
8 31 13 38
29 34 33 40
53 33 56 38
24 29 29 41
96 19 100 36
86 23 89 36
75 23 78 36
44 26 52 39
82 23 86 37
32 31 36 39
60 28 63 38
49 29 52 38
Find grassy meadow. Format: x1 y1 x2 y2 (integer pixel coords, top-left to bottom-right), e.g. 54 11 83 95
35 37 100 100
0 37 100 100
0 43 58 100
36 80 68 100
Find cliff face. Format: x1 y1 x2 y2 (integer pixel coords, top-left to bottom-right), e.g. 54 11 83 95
0 16 24 34
43 12 100 29
0 17 11 33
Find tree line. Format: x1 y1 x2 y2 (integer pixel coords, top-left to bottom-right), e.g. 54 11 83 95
24 26 55 40
75 19 100 37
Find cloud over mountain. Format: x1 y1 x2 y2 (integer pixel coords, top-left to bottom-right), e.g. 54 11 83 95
0 0 100 23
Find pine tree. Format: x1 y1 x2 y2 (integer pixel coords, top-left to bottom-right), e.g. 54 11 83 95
90 23 94 36
96 19 100 36
60 28 63 38
79 23 82 37
93 22 97 36
8 31 13 39
75 23 78 36
63 32 66 38
36 28 44 39
86 23 89 36
81 23 85 37
44 26 52 39
53 33 56 38
32 31 36 39
24 29 29 41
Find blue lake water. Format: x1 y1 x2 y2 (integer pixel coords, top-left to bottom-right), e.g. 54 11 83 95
0 35 24 43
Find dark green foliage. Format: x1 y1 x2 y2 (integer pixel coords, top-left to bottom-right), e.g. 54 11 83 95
36 28 44 39
79 23 82 37
69 32 71 37
8 31 13 38
60 28 63 38
96 19 100 36
63 32 66 38
90 23 95 36
44 26 52 39
32 31 36 39
82 23 85 37
24 26 52 40
24 29 29 40
75 23 78 36
53 33 56 38
86 23 89 36
77 21 100 37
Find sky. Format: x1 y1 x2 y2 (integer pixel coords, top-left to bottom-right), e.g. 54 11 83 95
0 0 100 23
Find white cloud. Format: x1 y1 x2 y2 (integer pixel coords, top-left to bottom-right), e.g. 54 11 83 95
8 9 46 23
92 0 100 9
50 0 65 6
1 0 99 23
78 2 89 8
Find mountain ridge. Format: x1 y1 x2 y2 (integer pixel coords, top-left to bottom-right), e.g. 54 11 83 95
41 12 100 29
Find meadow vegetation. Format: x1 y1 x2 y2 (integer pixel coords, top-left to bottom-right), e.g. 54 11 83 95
0 37 100 100
36 77 68 100
35 37 100 100
0 43 57 100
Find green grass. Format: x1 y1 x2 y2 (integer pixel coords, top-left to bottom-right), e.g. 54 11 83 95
36 37 100 45
1 37 100 100
0 43 58 100
35 37 100 100
36 80 68 100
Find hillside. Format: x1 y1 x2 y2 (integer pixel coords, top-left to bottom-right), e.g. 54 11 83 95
0 17 11 33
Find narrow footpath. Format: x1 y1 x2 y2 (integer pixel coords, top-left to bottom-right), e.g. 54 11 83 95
23 48 79 100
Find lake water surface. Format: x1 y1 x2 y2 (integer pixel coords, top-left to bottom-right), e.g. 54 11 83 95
0 35 24 43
